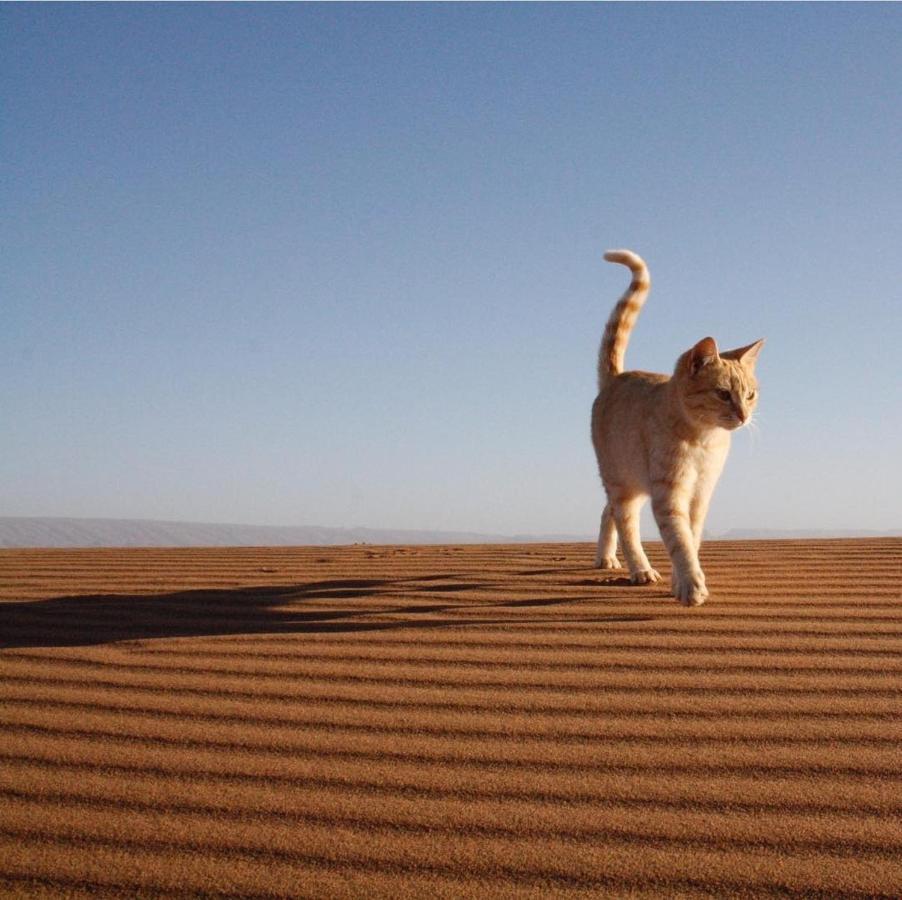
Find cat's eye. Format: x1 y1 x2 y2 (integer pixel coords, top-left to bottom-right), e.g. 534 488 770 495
747 390 757 400
715 389 732 402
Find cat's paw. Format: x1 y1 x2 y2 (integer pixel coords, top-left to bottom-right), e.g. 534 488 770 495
594 555 622 570
630 568 663 585
672 570 708 607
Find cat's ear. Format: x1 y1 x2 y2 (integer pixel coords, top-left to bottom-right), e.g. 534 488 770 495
721 339 765 370
689 336 719 375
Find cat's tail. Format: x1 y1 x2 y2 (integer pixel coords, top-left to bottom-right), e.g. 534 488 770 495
598 249 651 390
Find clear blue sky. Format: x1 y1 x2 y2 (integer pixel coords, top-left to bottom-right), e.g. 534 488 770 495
3 4 900 536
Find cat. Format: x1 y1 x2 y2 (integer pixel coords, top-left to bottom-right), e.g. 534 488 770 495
590 249 763 606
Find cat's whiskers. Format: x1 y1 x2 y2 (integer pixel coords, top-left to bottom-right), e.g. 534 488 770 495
744 413 762 449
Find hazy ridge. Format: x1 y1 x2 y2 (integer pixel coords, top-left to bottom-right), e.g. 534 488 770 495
719 527 902 539
0 517 898 549
0 517 590 548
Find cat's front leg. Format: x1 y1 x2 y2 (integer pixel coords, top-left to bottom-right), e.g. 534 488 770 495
671 567 708 607
689 461 723 553
689 493 711 553
610 495 662 585
651 492 708 606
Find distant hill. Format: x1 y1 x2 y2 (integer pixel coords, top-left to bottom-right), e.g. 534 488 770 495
0 517 591 549
0 518 897 549
719 528 902 540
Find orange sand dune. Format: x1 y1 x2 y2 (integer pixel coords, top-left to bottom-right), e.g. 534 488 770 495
1 539 900 898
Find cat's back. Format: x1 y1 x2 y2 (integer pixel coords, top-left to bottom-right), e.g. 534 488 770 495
594 369 669 418
592 369 669 452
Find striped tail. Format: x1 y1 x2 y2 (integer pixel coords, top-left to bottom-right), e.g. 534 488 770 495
598 249 651 390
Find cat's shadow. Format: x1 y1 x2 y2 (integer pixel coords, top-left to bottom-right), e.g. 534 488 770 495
0 574 654 649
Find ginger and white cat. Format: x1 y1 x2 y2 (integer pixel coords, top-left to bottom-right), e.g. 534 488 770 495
591 249 763 606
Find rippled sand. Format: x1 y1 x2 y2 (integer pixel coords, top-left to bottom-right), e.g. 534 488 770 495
1 539 900 897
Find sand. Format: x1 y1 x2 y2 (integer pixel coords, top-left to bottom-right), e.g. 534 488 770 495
1 539 900 898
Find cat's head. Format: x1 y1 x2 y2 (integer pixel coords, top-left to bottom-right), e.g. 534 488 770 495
674 337 764 431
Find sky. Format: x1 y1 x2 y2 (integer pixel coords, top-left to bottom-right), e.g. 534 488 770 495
2 4 901 537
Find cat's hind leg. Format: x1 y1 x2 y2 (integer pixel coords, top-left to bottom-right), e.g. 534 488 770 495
593 504 621 569
609 494 662 585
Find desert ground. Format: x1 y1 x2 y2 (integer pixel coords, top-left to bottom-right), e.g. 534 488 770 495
1 539 900 898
